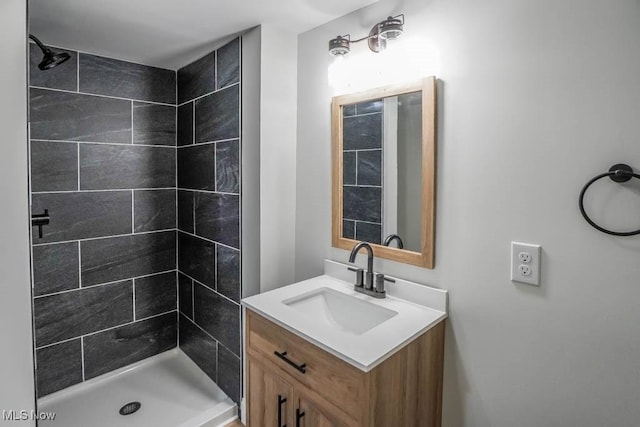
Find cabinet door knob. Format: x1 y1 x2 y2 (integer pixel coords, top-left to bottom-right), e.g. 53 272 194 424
296 408 305 427
278 394 287 427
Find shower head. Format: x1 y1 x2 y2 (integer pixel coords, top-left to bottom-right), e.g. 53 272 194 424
29 34 71 70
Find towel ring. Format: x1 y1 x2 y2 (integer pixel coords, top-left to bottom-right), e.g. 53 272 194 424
578 163 640 236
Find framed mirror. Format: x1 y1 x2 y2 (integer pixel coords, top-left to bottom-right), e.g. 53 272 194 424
331 77 436 268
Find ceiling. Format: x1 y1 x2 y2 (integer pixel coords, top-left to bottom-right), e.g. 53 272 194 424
29 0 377 70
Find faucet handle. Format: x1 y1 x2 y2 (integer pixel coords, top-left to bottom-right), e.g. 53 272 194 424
374 273 395 294
348 267 364 289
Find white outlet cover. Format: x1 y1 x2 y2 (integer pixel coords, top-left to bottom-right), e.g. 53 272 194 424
511 242 541 286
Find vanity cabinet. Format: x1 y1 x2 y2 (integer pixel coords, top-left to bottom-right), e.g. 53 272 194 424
245 309 445 427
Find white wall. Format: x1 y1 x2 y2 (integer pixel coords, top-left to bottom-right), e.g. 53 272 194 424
241 27 262 299
259 25 298 292
296 0 640 425
0 0 37 424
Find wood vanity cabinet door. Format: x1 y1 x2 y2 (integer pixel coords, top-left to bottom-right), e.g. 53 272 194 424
248 358 294 427
294 390 359 427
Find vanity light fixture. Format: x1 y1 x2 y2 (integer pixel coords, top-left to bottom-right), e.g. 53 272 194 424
328 14 404 56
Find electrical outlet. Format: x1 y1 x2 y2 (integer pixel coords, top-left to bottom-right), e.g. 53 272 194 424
511 242 541 286
518 264 532 276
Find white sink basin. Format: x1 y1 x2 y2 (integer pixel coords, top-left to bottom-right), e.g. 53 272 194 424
282 287 398 335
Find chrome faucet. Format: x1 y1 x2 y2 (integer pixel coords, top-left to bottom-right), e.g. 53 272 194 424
348 241 395 298
349 241 374 289
383 234 404 249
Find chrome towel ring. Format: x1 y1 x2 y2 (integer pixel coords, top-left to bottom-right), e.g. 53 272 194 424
578 163 640 236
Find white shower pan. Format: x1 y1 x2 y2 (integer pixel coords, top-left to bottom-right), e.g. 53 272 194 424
38 348 237 427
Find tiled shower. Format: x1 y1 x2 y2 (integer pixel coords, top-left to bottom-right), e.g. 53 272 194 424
176 38 242 405
29 38 244 406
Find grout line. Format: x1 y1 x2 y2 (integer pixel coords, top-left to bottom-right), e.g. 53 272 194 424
191 191 196 235
32 228 174 247
34 269 177 299
76 53 80 93
343 184 382 188
214 243 218 291
345 111 382 118
175 140 240 149
191 278 195 320
131 190 135 233
176 188 239 196
177 230 240 252
345 218 382 226
131 101 134 144
192 101 196 144
177 81 240 108
77 242 82 288
33 187 177 195
132 279 137 321
179 313 240 360
215 341 219 383
80 336 85 381
355 151 359 185
184 271 240 307
76 143 80 190
213 142 217 192
30 85 176 107
35 310 178 351
343 147 382 153
218 338 241 361
30 138 176 149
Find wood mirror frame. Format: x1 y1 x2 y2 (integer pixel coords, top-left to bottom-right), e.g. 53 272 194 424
331 77 437 268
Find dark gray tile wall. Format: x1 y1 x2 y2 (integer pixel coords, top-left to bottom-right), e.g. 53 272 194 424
216 39 240 90
177 38 242 405
83 312 177 379
177 50 217 104
178 144 216 190
178 273 194 319
80 144 176 190
34 280 134 347
132 102 177 146
217 344 241 404
134 190 177 233
35 340 82 398
134 271 178 319
78 53 176 104
177 102 194 146
30 39 243 405
81 231 176 286
32 242 79 297
193 281 240 356
178 231 216 288
194 192 240 249
30 88 132 143
30 141 78 192
179 315 217 381
32 191 132 243
343 186 382 223
29 45 178 397
342 99 384 244
216 140 240 193
195 85 240 143
178 190 194 233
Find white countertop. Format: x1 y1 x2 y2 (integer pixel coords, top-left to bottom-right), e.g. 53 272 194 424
241 260 448 372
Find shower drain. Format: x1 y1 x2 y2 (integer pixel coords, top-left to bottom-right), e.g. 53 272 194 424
119 401 141 416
